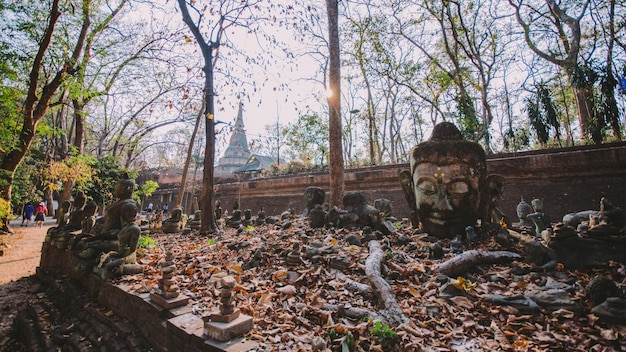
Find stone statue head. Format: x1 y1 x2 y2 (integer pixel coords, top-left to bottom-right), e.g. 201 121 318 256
399 122 503 238
516 198 532 220
531 198 543 212
114 173 135 200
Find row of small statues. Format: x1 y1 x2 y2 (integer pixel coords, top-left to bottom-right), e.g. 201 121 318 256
45 175 144 280
515 196 624 241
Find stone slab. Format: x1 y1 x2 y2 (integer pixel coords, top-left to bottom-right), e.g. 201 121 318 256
168 313 204 336
150 292 189 309
204 314 253 342
204 337 260 352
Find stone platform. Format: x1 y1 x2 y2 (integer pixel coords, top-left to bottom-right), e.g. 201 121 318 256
36 242 258 352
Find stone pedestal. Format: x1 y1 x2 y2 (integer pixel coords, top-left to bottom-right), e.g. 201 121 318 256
150 292 190 309
203 275 253 342
203 314 254 342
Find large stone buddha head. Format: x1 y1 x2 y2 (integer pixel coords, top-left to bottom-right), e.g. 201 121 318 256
400 122 503 238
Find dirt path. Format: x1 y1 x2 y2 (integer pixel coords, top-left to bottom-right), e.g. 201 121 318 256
0 217 56 341
0 217 55 285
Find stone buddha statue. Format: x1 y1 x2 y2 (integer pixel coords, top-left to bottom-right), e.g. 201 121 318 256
527 198 551 235
72 174 142 278
399 122 504 239
515 198 535 233
46 192 88 249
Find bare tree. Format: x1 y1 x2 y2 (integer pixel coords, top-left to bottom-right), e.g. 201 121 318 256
178 0 263 233
508 0 597 141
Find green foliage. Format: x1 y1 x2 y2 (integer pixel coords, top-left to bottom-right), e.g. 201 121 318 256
84 156 134 209
526 94 549 146
328 328 356 352
207 238 217 245
46 154 97 194
137 234 157 249
138 180 159 197
370 321 398 342
281 113 329 165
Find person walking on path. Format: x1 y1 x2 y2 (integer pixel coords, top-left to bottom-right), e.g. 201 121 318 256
21 202 35 226
34 202 47 227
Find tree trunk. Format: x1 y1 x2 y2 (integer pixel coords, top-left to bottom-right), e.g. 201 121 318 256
176 99 204 208
0 0 90 231
326 0 345 208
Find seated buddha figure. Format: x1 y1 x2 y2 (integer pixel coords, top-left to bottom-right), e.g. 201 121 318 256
72 174 142 278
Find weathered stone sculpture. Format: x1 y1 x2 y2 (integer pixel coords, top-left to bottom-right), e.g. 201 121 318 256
161 206 183 233
214 200 223 220
47 192 88 249
515 198 535 233
255 207 266 225
527 198 551 235
189 210 201 230
399 122 504 238
72 174 142 278
286 242 301 266
304 186 326 212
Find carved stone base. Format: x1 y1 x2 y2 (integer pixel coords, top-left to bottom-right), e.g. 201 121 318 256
150 292 190 309
204 314 253 342
209 309 240 323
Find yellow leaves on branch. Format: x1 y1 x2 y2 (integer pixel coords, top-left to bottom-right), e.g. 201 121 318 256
46 157 95 191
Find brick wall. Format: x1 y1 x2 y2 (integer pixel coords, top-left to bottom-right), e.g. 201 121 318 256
148 142 626 224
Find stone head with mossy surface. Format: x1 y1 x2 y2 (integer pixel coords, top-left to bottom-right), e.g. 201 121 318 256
400 122 505 239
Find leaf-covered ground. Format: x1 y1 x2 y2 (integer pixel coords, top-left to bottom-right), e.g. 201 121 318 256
114 217 626 352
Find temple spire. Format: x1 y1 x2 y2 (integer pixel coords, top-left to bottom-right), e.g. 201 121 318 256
216 101 251 176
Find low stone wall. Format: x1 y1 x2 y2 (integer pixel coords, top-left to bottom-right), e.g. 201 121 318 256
211 142 626 222
144 142 626 223
37 243 256 352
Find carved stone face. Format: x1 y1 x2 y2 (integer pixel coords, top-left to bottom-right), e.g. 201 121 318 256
114 179 134 200
413 162 481 238
400 122 502 238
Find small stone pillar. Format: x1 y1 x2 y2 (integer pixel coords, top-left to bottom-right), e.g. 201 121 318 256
150 249 189 309
204 276 253 342
286 242 301 266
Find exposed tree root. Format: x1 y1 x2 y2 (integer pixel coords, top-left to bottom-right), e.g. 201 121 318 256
365 240 411 326
435 249 522 277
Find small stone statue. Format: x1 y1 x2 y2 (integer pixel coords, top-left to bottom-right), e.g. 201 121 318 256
286 242 301 266
428 242 444 259
161 206 183 233
515 198 535 233
527 198 551 235
304 186 326 213
450 235 463 254
308 204 326 228
374 199 393 218
255 207 266 225
214 200 223 220
189 210 201 230
226 209 242 228
242 209 252 226
204 275 253 342
80 201 98 234
465 226 478 247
